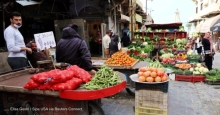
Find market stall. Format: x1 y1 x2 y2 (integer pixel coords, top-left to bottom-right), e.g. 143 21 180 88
92 52 150 96
0 65 126 115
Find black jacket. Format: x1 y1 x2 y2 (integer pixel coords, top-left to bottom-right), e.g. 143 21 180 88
109 35 119 56
56 27 93 71
121 32 130 47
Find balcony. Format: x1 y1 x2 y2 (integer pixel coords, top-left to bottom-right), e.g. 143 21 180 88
188 13 202 23
199 3 220 18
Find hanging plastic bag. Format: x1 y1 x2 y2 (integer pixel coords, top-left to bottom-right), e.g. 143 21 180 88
118 42 121 51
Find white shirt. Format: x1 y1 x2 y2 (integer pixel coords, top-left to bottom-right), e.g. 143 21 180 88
4 26 26 57
103 35 111 49
196 37 202 48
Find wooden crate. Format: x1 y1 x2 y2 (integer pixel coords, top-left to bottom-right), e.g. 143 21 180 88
205 79 220 85
135 90 168 111
135 106 167 115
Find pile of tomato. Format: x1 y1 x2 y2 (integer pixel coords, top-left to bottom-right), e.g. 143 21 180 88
137 67 168 82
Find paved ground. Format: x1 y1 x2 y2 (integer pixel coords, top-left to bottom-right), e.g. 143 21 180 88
101 53 220 115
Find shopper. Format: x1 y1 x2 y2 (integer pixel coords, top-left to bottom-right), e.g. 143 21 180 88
4 11 32 70
196 34 204 55
103 30 112 58
56 24 96 75
121 32 131 47
202 32 213 70
217 37 220 52
109 35 119 56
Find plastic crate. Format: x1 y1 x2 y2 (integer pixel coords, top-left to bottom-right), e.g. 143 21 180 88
192 75 205 83
135 90 168 110
135 82 169 93
175 74 192 82
189 59 199 63
135 106 167 115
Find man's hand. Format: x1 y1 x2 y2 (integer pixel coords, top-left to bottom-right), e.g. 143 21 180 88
26 48 32 54
89 70 96 75
21 47 32 54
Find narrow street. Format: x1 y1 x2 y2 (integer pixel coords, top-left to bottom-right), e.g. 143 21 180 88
102 53 220 115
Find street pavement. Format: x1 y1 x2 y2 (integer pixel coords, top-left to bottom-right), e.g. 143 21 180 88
101 53 220 115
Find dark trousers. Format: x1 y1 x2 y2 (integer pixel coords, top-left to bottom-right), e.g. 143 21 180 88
197 47 202 54
205 54 213 70
7 57 27 70
109 50 118 57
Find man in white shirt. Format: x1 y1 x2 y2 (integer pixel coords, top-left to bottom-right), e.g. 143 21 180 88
4 11 32 70
102 30 112 58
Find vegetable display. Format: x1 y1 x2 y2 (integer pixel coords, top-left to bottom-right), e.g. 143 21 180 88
105 52 136 66
189 63 209 75
147 60 166 71
137 67 169 82
127 41 153 61
175 64 191 70
82 65 121 90
205 68 220 82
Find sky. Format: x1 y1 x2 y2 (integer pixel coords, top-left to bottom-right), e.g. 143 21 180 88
140 0 195 29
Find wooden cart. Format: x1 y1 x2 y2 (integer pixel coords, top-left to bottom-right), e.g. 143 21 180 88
92 57 150 96
0 69 126 115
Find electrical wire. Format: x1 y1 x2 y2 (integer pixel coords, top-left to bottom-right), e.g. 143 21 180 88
74 0 78 17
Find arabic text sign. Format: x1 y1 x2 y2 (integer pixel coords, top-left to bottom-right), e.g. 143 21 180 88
34 31 56 50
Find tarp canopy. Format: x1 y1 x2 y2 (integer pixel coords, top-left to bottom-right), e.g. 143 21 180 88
16 0 42 6
200 15 220 33
210 18 220 31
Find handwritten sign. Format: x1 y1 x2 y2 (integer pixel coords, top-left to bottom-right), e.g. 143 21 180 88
34 31 56 51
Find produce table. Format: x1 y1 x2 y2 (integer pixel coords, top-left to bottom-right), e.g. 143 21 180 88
92 57 150 95
0 69 126 115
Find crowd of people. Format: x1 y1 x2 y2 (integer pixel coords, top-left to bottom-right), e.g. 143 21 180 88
103 30 131 58
186 32 215 70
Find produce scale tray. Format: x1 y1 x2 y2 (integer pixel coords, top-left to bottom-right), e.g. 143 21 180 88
92 58 139 69
129 74 169 84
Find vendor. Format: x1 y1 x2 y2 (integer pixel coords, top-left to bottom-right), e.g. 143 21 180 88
56 24 96 75
109 35 119 56
26 41 49 68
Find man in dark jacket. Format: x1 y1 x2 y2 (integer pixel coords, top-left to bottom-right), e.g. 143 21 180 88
109 35 119 56
121 32 131 47
56 24 95 74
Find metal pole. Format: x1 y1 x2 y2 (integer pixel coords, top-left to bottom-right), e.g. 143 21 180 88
114 7 117 33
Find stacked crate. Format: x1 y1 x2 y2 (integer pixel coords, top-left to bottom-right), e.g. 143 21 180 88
135 82 169 115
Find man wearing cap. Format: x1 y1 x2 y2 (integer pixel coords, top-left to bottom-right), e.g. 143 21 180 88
56 24 95 75
102 30 112 58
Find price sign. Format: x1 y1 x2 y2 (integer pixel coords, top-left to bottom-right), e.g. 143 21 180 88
34 31 56 50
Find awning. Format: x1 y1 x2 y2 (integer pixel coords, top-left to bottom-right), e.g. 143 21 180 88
188 13 202 23
16 0 42 6
118 14 130 22
136 0 143 10
135 14 142 23
210 18 220 31
200 15 220 33
194 21 204 33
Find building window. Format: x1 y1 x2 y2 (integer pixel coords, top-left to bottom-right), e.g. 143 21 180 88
196 7 198 13
201 3 203 10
